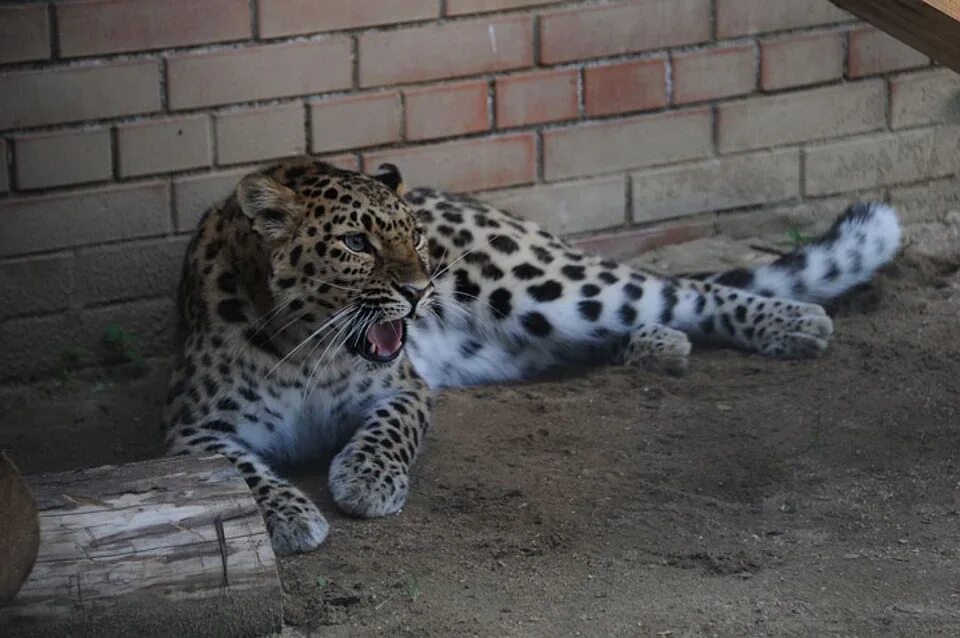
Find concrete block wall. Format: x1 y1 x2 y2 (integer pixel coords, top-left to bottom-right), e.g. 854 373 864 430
1 0 959 381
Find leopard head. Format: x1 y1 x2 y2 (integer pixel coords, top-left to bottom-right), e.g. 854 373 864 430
236 159 432 364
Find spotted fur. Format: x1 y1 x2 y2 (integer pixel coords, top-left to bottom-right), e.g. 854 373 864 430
403 191 899 388
690 202 901 303
164 158 900 555
164 159 433 555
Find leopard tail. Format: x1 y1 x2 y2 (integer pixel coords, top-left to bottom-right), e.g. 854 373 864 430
686 202 901 304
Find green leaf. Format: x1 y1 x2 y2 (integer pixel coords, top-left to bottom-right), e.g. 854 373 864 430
787 228 812 248
102 323 124 343
126 349 148 369
407 576 422 602
315 575 327 588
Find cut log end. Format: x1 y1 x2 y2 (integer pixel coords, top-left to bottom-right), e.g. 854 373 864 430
0 455 282 638
0 452 40 606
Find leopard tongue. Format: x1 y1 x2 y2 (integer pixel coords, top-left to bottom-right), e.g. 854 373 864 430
366 320 404 356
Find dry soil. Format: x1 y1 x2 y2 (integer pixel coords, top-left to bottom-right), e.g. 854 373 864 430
2 211 959 637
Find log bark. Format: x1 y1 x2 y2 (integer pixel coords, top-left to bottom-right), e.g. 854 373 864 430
0 455 282 638
830 0 960 73
0 452 39 605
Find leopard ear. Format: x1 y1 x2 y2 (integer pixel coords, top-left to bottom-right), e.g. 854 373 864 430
372 163 405 196
236 173 300 241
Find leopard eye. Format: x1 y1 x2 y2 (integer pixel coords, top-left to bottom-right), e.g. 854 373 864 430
342 233 372 253
412 229 424 248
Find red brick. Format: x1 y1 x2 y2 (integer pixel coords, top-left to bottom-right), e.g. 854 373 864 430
359 15 533 87
446 0 558 15
216 103 305 165
404 81 490 141
167 39 352 109
364 134 535 192
761 31 844 90
310 92 401 153
57 0 250 57
0 4 50 64
15 128 112 190
0 60 161 129
848 27 929 78
672 44 756 104
0 182 170 258
584 59 667 117
542 109 713 181
540 0 710 64
495 69 577 128
257 0 437 38
717 0 850 37
117 115 212 177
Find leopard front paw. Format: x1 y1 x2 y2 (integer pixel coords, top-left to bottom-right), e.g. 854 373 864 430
264 506 329 556
329 446 409 518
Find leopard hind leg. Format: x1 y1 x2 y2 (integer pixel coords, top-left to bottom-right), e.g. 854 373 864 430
616 324 691 376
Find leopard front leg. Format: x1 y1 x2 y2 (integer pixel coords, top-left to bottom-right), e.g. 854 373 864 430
168 434 329 555
329 380 431 518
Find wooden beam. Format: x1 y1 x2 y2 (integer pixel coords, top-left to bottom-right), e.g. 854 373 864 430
829 0 960 74
1 456 282 638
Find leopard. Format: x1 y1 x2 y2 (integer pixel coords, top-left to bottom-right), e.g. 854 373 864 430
163 157 901 555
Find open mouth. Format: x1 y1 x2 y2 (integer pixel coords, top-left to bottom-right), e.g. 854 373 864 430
349 318 407 363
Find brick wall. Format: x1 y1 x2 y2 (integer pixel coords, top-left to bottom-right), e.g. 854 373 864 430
1 0 959 381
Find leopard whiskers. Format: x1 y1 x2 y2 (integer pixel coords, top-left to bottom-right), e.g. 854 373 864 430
297 312 353 375
303 310 372 398
310 276 361 293
268 306 356 376
431 296 497 339
427 230 507 285
262 311 311 345
222 298 300 365
307 308 371 381
250 296 297 334
428 244 481 284
450 291 497 313
428 244 450 280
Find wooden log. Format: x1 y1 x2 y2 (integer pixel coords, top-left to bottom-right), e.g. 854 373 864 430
0 452 40 605
0 455 282 638
829 0 960 73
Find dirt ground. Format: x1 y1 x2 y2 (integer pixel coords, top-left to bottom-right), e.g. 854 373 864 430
2 210 960 636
